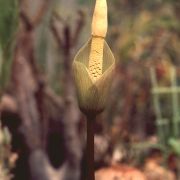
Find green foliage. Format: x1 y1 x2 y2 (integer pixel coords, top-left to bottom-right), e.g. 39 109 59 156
151 68 180 143
0 0 18 50
168 138 180 156
0 0 18 93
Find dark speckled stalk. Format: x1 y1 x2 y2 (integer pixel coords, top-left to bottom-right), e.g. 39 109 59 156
86 114 96 180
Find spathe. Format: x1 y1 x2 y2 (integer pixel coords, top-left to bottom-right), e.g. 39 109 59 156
73 38 115 115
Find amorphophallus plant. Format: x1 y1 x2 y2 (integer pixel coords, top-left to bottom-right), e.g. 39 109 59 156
73 0 115 115
73 0 115 179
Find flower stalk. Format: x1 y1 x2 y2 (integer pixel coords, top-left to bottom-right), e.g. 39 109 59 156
86 115 96 180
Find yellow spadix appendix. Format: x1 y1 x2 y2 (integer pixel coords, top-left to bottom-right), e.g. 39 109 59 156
73 0 115 115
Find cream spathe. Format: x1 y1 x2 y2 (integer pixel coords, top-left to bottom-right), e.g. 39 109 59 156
73 38 115 114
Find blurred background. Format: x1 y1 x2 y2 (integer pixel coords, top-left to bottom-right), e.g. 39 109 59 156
0 0 180 179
